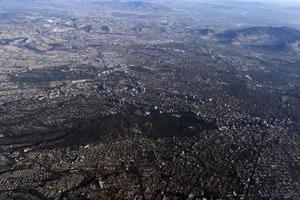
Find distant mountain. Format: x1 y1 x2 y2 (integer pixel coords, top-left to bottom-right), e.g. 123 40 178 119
217 26 300 53
185 28 215 39
81 24 92 33
285 41 300 54
184 28 215 40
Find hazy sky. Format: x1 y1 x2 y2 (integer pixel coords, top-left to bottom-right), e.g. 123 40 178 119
240 0 300 5
186 0 300 5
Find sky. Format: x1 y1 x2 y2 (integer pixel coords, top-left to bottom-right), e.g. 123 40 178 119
239 0 300 5
185 0 300 5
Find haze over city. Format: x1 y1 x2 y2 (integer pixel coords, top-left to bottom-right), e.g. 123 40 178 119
0 0 299 199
